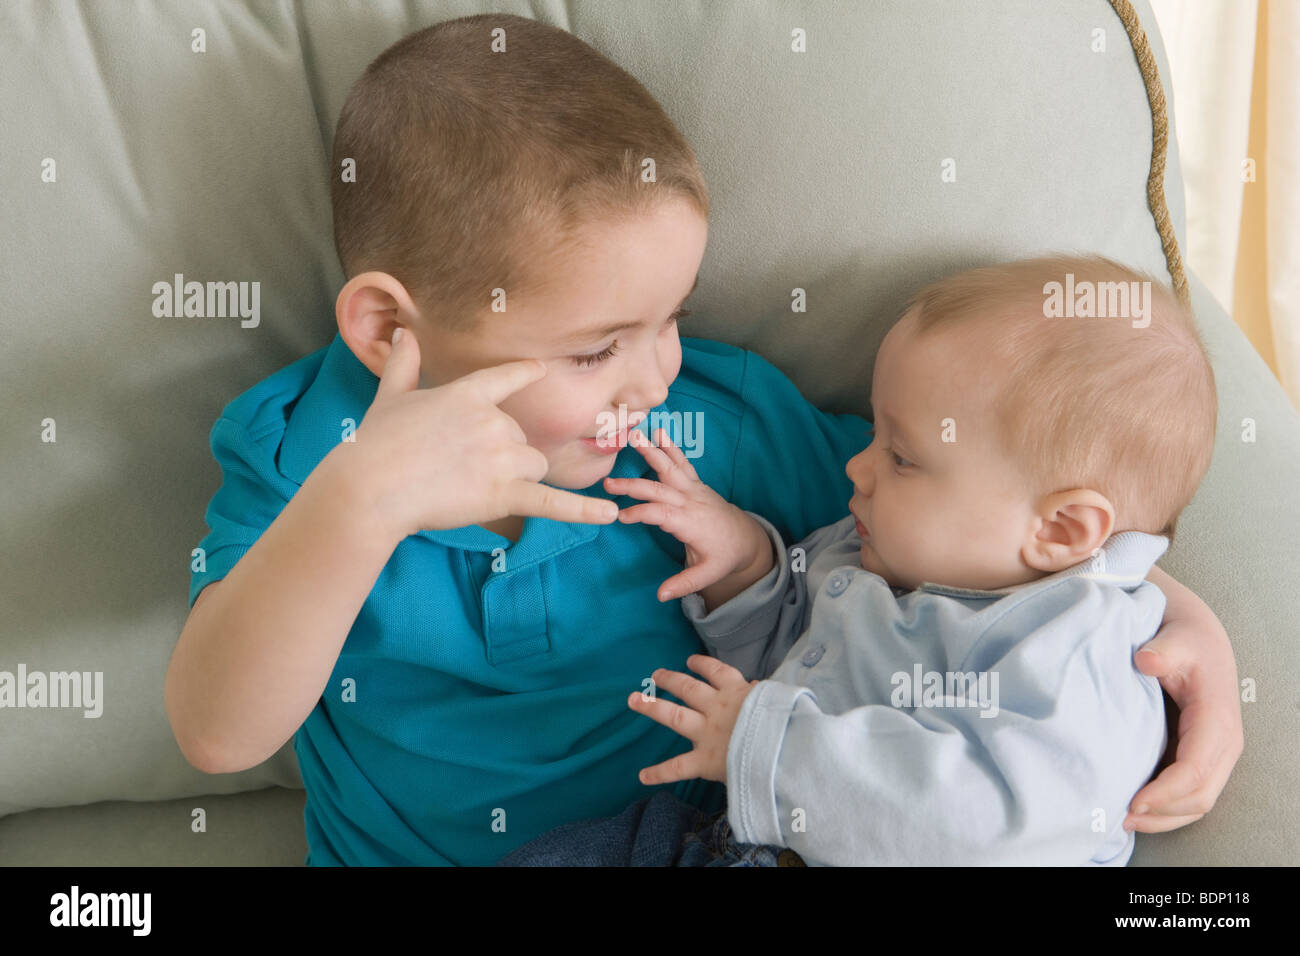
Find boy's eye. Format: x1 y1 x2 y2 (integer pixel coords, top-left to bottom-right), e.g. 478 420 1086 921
571 340 621 367
890 449 913 468
570 308 691 367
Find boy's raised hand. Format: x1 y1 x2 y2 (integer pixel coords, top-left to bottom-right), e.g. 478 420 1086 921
347 328 619 538
605 428 769 603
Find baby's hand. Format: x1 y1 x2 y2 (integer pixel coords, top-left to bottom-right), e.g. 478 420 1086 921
627 655 759 785
605 429 769 603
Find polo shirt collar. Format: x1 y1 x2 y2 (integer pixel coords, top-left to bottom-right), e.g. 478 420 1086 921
278 333 659 556
914 531 1170 599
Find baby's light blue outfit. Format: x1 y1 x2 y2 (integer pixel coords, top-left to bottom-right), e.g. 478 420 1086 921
678 512 1170 866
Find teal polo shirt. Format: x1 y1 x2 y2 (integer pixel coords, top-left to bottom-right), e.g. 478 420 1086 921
189 332 873 865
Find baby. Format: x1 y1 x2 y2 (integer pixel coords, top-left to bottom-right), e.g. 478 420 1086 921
499 253 1218 866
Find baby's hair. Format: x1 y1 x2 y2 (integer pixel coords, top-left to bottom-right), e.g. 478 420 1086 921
330 13 709 334
902 254 1217 545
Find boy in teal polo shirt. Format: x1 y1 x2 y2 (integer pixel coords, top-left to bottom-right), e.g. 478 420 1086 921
166 14 1242 866
185 328 869 866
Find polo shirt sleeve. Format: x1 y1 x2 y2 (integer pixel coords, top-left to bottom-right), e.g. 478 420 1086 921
187 416 298 609
728 349 873 544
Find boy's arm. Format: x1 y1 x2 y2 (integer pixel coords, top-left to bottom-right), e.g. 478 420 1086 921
172 339 617 775
166 443 404 774
1129 566 1244 832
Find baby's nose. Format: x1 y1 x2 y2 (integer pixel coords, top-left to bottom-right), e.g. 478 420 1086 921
845 449 871 487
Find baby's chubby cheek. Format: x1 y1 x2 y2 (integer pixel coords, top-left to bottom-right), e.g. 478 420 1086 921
864 514 926 589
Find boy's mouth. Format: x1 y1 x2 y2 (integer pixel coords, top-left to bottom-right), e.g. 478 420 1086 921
583 411 648 453
582 428 631 455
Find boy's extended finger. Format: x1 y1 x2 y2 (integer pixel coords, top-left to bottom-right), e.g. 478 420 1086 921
460 358 549 407
626 690 705 741
373 327 422 402
507 480 618 525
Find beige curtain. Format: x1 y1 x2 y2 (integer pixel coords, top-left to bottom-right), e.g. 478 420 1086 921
1149 0 1299 410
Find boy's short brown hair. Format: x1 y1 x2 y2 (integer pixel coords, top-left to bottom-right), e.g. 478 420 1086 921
902 254 1217 545
330 13 710 334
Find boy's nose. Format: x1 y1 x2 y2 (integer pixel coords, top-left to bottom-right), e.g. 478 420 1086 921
618 365 669 412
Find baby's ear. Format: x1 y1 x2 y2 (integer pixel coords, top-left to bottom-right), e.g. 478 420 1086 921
1022 490 1115 572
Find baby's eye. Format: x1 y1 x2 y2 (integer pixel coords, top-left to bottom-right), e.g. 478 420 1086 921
890 449 913 468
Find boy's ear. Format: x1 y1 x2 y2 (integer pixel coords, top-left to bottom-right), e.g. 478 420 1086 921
1022 489 1116 573
336 271 421 378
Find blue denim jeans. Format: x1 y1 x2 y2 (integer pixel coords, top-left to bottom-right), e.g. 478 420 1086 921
495 791 806 867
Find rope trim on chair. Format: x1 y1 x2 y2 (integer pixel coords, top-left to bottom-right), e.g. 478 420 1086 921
1109 0 1191 308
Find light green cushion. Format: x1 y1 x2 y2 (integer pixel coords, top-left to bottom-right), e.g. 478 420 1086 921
0 0 1292 865
0 787 307 866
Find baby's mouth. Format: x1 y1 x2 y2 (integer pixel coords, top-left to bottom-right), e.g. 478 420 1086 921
849 503 870 538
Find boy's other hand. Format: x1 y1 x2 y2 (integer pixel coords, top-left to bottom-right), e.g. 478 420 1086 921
1124 612 1244 833
606 429 770 602
346 328 619 538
